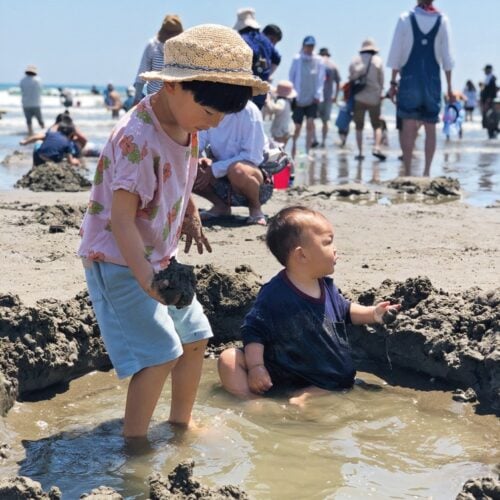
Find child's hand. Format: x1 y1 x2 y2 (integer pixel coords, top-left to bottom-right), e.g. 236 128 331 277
373 301 401 324
248 364 273 395
181 213 212 254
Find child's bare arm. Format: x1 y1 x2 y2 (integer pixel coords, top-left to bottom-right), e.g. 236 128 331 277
244 342 273 394
20 132 45 145
350 301 401 325
111 189 163 302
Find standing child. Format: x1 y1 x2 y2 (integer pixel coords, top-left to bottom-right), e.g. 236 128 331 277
78 25 268 437
265 80 296 147
218 206 400 406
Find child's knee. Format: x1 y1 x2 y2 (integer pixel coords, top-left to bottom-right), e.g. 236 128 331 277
218 347 241 371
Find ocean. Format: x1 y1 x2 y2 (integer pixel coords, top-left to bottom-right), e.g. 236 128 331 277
0 82 498 206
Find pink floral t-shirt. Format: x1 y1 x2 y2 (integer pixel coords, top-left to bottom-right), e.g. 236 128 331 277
78 95 199 270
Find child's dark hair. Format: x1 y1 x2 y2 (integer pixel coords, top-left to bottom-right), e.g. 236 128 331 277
266 206 319 266
180 81 252 114
263 24 283 42
57 122 75 137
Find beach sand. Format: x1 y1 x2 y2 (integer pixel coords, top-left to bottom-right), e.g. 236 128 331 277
1 187 498 307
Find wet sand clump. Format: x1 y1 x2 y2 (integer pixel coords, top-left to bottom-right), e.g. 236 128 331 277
154 259 197 308
15 162 91 192
149 460 248 499
388 176 461 197
0 476 61 499
456 472 500 499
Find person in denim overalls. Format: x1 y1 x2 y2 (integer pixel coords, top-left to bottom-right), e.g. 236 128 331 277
387 0 454 176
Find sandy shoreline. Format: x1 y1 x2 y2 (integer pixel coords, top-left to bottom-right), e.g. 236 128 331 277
1 187 499 306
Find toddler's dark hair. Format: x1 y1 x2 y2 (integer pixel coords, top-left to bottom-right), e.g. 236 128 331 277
266 206 319 266
181 80 252 114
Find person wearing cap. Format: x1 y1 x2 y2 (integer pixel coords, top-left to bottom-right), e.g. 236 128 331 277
133 14 183 105
234 8 281 110
318 48 341 148
265 80 297 146
19 65 44 136
78 24 268 438
289 35 326 159
348 39 386 161
387 0 454 176
480 64 498 136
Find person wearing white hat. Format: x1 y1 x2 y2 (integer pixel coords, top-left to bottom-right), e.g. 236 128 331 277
265 80 297 146
19 65 44 136
234 8 281 110
348 39 386 161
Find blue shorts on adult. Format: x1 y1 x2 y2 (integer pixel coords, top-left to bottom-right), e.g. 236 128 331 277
84 261 213 379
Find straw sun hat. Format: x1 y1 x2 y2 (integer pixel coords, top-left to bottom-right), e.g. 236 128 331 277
140 24 269 96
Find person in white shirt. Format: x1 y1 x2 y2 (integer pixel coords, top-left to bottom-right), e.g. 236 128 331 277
194 101 271 226
387 0 454 176
289 36 326 159
265 80 296 146
19 65 44 136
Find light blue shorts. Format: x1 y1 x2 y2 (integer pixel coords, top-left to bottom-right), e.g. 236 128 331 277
84 261 213 379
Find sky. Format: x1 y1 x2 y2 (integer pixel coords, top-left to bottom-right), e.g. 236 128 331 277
0 0 498 91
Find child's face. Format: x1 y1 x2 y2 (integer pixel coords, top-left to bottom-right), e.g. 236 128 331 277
300 215 338 277
166 83 225 133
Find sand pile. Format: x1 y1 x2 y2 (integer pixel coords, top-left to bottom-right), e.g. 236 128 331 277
15 162 91 192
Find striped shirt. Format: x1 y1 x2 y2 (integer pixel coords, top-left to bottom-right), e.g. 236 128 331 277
134 38 165 95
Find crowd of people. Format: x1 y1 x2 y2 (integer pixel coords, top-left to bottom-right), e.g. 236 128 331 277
11 0 499 446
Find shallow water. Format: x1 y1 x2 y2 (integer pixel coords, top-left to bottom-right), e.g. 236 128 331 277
0 89 499 206
0 360 498 499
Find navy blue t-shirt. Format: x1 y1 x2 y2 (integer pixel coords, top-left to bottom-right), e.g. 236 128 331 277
34 131 72 166
242 270 356 391
241 31 281 83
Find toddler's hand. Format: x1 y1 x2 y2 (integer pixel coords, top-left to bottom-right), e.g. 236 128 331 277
373 301 401 324
248 364 273 395
182 213 212 254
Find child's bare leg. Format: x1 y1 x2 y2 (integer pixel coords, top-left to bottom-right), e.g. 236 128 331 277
289 385 331 407
218 348 256 399
169 338 208 426
123 359 177 437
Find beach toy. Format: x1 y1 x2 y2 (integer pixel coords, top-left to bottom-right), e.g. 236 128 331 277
273 164 291 189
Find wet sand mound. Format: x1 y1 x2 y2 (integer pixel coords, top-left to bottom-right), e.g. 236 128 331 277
14 162 91 192
0 460 249 499
33 204 87 228
292 176 461 202
388 176 461 197
0 292 109 416
0 268 498 416
349 276 500 411
196 264 262 344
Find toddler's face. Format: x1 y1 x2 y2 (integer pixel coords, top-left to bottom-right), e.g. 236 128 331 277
300 215 338 277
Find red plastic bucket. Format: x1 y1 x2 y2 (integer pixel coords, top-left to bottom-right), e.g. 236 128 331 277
273 165 291 189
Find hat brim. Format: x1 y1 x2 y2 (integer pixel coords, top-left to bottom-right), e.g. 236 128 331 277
277 89 297 99
140 68 269 96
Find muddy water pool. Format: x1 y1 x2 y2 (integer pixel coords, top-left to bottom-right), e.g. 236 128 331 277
0 360 498 499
